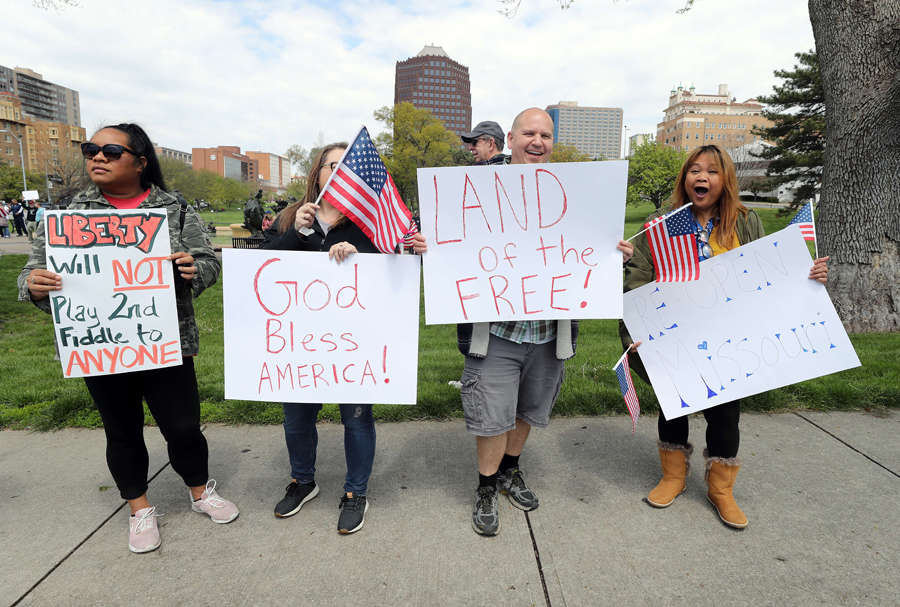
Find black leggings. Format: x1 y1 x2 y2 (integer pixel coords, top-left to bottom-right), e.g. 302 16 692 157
657 400 740 458
83 357 208 500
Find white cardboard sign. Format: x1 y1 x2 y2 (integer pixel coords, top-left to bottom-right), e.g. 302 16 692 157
623 225 860 420
44 209 182 378
223 249 421 404
22 190 39 201
417 161 628 324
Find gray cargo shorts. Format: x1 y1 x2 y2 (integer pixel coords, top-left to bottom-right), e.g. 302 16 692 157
460 334 565 437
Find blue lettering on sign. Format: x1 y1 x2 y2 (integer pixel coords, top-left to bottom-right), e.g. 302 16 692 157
698 341 708 351
665 323 678 330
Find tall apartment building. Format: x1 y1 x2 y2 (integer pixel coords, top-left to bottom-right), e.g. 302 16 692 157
545 101 623 159
0 66 81 127
2 91 86 173
395 45 472 137
192 146 256 182
154 143 192 166
657 84 773 151
246 151 291 192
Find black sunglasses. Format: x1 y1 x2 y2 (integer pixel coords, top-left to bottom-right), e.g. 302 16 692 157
80 142 139 160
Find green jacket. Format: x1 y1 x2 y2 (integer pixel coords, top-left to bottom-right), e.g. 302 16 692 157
17 184 220 357
619 207 765 383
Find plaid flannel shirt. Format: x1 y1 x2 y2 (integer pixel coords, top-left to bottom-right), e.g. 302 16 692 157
490 320 557 345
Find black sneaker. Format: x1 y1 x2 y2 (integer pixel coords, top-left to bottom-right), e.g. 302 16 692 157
274 481 319 518
337 493 368 534
498 467 539 511
472 485 500 536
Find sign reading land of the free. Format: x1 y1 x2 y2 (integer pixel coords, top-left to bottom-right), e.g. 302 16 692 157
417 161 628 325
622 225 860 420
222 249 421 404
45 209 182 378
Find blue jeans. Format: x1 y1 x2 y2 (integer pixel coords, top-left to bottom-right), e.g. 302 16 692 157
282 403 375 495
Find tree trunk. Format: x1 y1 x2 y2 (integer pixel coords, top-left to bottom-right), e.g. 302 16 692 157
809 0 900 331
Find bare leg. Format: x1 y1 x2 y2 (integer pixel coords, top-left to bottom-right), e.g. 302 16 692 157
127 494 151 514
476 434 508 476
504 420 531 456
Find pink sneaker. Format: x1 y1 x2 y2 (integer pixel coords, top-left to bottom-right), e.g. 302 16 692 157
191 479 239 523
128 506 161 553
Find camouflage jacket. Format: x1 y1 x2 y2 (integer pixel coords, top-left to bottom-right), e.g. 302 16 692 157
17 184 220 357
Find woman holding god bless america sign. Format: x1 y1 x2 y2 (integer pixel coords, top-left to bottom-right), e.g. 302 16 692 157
262 142 426 535
18 123 238 554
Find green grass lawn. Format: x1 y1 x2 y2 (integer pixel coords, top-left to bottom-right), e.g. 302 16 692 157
2 203 893 430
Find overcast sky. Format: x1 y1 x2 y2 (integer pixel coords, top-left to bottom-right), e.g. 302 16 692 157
3 0 814 165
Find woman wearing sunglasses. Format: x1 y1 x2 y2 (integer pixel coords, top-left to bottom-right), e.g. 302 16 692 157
262 143 425 535
18 123 238 553
621 144 829 529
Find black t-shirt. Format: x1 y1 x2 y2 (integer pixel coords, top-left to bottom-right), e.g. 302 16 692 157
262 214 381 254
25 206 38 221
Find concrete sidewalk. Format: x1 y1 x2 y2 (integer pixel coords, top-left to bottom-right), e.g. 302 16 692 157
2 411 898 606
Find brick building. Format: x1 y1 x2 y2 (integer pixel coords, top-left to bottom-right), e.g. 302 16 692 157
657 84 773 152
2 91 86 174
192 146 256 182
394 45 471 136
246 151 291 192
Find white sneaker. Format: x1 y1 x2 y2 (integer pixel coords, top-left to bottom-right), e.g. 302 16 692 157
190 479 239 524
129 506 161 553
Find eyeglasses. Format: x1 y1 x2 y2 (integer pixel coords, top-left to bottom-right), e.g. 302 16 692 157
697 228 713 258
320 161 339 172
80 142 138 160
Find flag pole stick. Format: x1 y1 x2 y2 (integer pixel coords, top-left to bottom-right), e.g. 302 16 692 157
624 203 693 242
811 202 819 259
612 346 632 371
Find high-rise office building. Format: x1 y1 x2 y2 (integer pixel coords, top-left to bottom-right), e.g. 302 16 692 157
545 101 623 159
628 133 653 157
0 66 81 127
657 84 772 151
394 45 471 137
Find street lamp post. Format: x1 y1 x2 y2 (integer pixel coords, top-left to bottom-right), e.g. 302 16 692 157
0 128 27 191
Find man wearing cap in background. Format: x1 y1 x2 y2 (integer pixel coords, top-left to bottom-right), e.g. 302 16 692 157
460 121 508 166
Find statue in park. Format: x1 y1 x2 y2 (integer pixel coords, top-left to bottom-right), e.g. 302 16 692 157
243 195 264 236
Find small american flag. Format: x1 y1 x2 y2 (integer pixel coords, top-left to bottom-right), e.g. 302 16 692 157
645 205 699 282
402 218 419 247
320 126 413 254
789 202 816 242
614 351 640 433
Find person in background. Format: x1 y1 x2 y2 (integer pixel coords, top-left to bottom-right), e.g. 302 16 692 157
460 120 508 165
18 122 238 553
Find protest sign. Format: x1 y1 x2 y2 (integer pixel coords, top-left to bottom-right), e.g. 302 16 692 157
45 209 181 378
223 250 421 404
417 161 627 324
22 190 39 201
623 225 860 420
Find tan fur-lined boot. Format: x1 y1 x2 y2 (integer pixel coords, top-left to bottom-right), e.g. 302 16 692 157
705 451 748 529
647 442 693 508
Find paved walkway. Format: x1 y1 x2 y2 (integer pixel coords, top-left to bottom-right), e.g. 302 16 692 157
2 411 898 606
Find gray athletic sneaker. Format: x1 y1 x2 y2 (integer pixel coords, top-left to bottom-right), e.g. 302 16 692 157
472 485 500 536
498 468 539 511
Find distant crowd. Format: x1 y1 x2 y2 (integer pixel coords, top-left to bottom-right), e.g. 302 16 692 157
0 198 45 240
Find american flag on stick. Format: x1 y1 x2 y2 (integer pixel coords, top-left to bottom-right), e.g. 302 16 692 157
613 349 640 433
789 202 816 242
645 204 699 282
318 126 414 254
